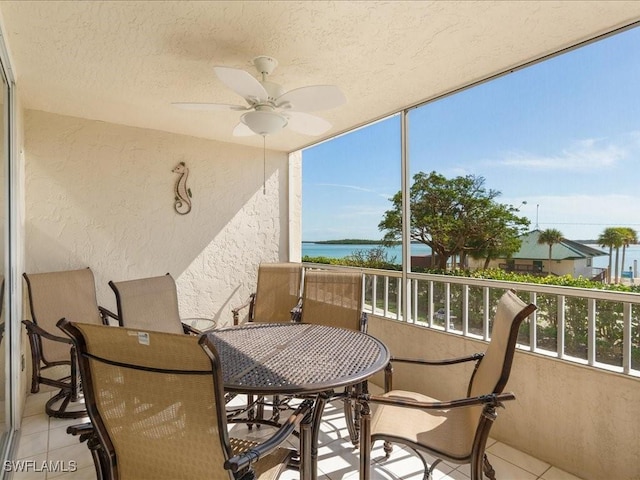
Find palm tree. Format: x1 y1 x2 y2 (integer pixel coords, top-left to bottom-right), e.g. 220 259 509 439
619 227 638 282
598 227 620 283
537 228 564 275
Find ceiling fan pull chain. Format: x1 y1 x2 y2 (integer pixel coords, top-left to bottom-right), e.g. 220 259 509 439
263 135 266 195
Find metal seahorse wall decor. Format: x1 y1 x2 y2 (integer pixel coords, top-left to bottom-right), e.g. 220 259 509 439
172 161 192 215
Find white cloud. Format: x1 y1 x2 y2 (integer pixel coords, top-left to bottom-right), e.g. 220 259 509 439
495 138 627 170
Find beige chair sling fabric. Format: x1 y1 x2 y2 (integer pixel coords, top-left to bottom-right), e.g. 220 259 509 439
66 323 292 480
370 289 535 462
109 274 183 334
253 263 303 323
25 268 103 364
300 270 364 331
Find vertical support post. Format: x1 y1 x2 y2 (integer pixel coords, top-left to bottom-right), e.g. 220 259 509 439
530 292 538 353
397 277 402 321
623 302 632 374
444 282 451 331
587 298 596 365
412 278 418 324
428 281 434 328
383 277 389 317
558 295 566 359
400 110 411 327
371 274 378 314
462 284 469 335
483 287 490 341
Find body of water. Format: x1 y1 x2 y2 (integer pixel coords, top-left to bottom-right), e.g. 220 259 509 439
302 242 640 273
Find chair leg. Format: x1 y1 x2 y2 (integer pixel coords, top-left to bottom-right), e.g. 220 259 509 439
483 454 496 480
383 440 393 459
46 389 87 419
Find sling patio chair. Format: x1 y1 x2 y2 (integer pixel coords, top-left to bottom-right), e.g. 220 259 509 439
299 269 367 444
359 289 536 480
58 320 312 480
232 262 303 325
108 273 203 335
22 267 117 418
230 262 304 428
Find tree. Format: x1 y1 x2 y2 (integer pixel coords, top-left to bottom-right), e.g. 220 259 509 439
465 202 527 269
619 227 637 283
378 171 530 269
538 228 564 275
598 227 623 283
598 227 625 283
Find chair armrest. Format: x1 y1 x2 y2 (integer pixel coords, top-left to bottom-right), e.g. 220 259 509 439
232 293 256 325
98 306 120 326
67 422 93 436
224 399 313 473
182 323 201 335
390 352 484 366
361 391 516 411
22 320 72 344
67 422 96 443
383 353 484 392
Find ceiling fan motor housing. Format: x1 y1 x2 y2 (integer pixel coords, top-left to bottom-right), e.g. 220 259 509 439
253 55 278 76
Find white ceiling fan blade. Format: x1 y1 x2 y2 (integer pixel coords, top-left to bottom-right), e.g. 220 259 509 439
172 102 248 111
277 85 346 112
214 66 268 101
232 122 256 137
285 111 332 136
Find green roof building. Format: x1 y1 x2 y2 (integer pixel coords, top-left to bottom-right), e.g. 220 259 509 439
469 229 608 279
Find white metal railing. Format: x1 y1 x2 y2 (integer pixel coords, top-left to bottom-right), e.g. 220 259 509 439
302 262 640 378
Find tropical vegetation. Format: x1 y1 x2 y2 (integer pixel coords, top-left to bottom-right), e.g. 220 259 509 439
377 171 530 269
598 226 638 284
537 228 564 275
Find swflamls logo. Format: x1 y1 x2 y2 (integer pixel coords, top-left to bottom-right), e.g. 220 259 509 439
3 460 78 472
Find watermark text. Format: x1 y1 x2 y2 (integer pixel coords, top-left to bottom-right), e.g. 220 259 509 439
3 460 78 473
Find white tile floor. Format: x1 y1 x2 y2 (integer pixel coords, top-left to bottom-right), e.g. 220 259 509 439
13 390 585 480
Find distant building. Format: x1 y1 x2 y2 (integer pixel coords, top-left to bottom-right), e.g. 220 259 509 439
468 229 608 279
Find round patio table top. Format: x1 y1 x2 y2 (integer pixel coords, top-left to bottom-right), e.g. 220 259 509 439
206 322 390 395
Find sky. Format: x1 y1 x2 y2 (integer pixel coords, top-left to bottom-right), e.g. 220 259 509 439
301 25 640 242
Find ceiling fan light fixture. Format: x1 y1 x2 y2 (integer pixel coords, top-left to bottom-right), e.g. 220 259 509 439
241 111 288 136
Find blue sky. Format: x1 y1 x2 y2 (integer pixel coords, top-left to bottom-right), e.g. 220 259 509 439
302 26 640 242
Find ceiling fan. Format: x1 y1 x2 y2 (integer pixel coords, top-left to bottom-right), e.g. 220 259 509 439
173 56 346 137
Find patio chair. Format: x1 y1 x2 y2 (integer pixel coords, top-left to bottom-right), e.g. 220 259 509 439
232 262 303 325
298 269 367 443
58 320 311 480
360 289 536 480
108 273 201 334
22 267 117 418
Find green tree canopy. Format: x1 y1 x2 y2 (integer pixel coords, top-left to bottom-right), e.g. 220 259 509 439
378 171 530 269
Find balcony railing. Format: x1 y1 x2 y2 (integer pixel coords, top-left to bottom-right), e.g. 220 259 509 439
303 262 640 378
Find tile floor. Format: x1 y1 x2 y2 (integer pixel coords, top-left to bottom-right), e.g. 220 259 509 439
12 389 585 480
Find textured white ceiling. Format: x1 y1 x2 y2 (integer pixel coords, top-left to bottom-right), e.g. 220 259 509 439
1 1 639 152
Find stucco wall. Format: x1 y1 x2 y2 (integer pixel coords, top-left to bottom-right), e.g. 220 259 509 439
24 109 293 327
368 314 640 480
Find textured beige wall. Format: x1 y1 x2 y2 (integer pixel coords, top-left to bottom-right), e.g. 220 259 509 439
368 314 640 480
24 109 293 327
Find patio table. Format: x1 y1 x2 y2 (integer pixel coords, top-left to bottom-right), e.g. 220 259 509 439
207 322 390 480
